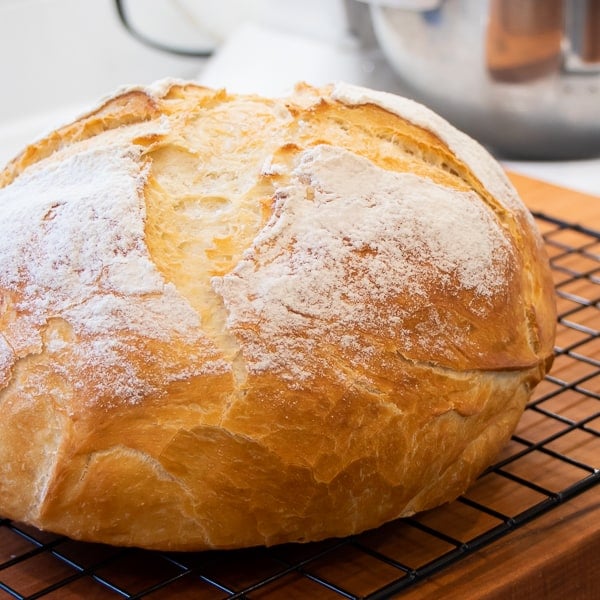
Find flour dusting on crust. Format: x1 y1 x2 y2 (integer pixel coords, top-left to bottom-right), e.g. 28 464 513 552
0 142 227 404
213 145 514 382
331 82 523 214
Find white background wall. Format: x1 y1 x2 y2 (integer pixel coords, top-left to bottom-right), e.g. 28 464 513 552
0 0 213 163
0 0 208 121
0 0 348 120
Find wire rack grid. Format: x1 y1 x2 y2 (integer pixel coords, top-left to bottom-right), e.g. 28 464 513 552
0 212 598 599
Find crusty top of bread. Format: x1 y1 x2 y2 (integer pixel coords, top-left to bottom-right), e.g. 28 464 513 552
0 81 555 550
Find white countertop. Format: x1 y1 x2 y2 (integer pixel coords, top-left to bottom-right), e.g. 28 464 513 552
1 0 598 199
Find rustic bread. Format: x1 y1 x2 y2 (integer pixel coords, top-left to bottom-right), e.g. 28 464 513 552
0 81 556 550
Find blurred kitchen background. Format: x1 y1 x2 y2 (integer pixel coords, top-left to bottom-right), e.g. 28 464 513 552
1 0 599 196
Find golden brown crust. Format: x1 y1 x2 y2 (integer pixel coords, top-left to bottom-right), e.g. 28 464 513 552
0 90 161 189
0 81 555 550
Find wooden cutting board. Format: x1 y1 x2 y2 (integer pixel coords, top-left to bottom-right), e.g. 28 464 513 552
508 171 600 223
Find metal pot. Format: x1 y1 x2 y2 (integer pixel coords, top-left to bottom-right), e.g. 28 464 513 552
356 0 600 159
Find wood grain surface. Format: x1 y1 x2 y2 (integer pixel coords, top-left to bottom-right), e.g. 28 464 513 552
508 171 600 223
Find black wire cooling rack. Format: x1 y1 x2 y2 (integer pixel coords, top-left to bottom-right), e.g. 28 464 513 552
0 212 598 600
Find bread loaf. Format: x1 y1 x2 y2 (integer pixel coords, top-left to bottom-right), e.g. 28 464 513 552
0 81 556 550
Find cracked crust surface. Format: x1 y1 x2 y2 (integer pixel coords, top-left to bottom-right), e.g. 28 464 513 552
0 81 555 550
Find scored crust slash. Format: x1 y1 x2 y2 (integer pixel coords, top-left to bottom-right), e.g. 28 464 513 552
0 80 556 551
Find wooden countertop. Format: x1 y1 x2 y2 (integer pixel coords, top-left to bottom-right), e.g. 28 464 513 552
508 171 600 222
399 488 600 599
